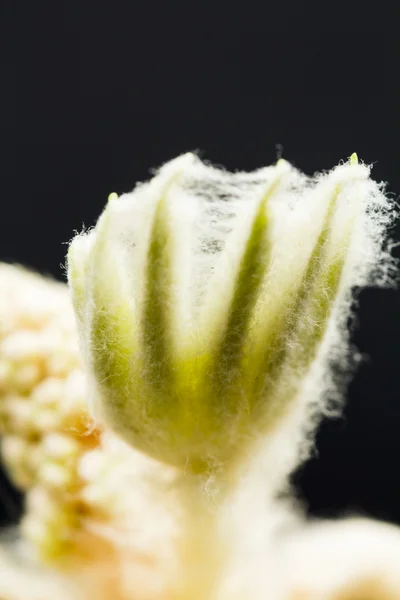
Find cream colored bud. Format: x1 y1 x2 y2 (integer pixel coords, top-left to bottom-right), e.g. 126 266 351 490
46 352 78 378
26 485 59 518
32 407 63 432
1 330 46 363
80 481 116 512
1 434 28 464
38 462 74 490
78 448 107 482
61 370 86 415
0 435 32 487
14 363 43 393
31 377 65 408
42 433 80 460
4 396 35 433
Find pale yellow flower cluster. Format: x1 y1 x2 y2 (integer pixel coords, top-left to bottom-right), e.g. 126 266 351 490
0 264 103 561
0 264 179 599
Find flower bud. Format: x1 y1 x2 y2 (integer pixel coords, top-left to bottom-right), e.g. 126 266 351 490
68 153 395 474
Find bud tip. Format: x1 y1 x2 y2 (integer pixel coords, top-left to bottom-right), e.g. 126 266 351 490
350 152 358 165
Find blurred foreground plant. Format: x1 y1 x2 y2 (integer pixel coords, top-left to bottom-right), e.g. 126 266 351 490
0 264 179 599
0 153 399 600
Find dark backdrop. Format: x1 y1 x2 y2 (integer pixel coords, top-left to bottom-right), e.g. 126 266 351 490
2 6 400 527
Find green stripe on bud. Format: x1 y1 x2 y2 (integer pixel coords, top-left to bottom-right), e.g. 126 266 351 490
142 179 179 394
211 167 285 395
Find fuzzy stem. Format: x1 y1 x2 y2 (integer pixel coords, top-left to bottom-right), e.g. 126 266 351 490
169 477 229 600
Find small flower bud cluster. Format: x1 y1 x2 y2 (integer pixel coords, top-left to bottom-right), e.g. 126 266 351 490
0 265 89 486
0 265 100 561
0 265 178 589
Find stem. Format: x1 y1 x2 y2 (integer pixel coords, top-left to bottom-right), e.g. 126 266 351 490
169 477 229 600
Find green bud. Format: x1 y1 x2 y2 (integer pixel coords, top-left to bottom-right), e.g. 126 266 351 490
67 154 394 475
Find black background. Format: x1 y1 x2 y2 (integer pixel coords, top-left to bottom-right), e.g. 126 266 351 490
1 5 400 527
